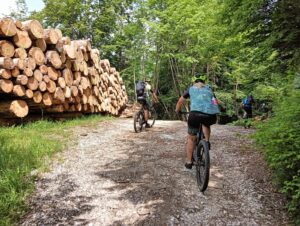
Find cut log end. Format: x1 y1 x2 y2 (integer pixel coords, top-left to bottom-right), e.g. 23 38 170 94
9 100 29 118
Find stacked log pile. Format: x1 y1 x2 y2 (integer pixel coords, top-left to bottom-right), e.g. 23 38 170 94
0 18 128 120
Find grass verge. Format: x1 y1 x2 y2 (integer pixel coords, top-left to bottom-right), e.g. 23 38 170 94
0 115 112 225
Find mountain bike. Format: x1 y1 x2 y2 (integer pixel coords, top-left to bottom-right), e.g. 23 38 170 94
134 105 157 133
180 112 210 192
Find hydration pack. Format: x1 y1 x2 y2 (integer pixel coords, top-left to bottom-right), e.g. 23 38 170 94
136 81 145 97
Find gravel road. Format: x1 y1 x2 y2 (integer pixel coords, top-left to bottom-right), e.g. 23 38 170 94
20 119 290 225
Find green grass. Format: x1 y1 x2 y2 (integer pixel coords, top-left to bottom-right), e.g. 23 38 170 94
0 115 112 225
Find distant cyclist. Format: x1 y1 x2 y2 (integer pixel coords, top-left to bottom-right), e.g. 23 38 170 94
175 74 220 169
242 95 255 118
136 78 158 128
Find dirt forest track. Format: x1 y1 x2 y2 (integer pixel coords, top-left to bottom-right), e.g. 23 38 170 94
20 119 290 225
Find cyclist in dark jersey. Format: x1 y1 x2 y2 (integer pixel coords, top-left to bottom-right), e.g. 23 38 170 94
175 75 220 169
137 79 158 127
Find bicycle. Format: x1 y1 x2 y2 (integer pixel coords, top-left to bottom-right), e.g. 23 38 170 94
179 111 210 192
133 104 157 133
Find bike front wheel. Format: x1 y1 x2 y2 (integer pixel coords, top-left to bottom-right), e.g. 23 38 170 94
148 107 157 127
134 111 144 133
195 140 210 192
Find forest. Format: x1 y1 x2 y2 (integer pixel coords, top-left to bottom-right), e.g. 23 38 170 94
7 0 300 221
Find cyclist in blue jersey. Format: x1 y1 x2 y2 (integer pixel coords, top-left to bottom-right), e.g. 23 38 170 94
175 74 220 169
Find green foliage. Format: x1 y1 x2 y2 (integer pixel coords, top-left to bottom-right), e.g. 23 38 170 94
255 88 300 219
0 115 111 225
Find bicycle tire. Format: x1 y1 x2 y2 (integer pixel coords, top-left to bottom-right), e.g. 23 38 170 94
195 140 210 192
134 111 144 133
148 107 157 127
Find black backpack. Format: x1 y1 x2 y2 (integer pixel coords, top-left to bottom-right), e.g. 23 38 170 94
136 81 145 97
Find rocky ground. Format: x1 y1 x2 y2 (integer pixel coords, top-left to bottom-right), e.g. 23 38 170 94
20 119 290 225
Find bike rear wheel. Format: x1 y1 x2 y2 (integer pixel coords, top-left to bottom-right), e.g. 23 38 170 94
134 110 144 133
148 107 157 127
195 140 210 192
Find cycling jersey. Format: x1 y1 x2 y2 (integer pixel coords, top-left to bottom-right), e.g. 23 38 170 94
183 83 220 115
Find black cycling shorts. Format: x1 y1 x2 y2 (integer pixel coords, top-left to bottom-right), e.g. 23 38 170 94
137 96 150 110
187 111 217 135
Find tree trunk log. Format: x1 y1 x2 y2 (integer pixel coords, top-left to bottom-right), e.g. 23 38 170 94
14 48 27 59
46 50 62 69
16 74 28 85
0 40 15 57
33 91 42 103
0 18 17 37
35 38 47 52
28 47 45 65
0 100 28 118
13 85 26 97
27 77 39 90
13 29 32 49
0 79 13 93
0 57 14 69
44 29 59 44
0 69 11 79
22 20 44 39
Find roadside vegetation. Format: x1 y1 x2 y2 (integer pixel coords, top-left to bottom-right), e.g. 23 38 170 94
0 115 112 226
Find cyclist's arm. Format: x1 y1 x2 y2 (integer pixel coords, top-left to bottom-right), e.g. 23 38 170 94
175 90 189 112
151 90 159 103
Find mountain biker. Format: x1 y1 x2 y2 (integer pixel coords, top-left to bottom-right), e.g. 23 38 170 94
137 78 158 128
175 74 220 169
242 95 255 118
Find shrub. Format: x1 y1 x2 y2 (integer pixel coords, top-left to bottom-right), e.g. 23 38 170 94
254 88 300 221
